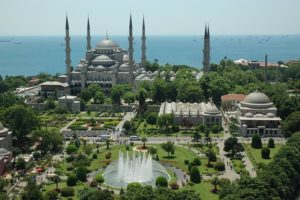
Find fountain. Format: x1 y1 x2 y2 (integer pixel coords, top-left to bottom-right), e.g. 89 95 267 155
102 151 170 188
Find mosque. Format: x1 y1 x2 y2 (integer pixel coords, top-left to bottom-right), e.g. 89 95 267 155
64 15 155 95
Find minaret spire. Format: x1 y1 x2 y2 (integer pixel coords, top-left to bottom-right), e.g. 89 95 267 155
202 24 211 73
141 15 147 68
86 17 91 51
65 15 72 85
128 13 134 84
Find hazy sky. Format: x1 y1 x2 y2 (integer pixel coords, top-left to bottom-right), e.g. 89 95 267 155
0 0 299 36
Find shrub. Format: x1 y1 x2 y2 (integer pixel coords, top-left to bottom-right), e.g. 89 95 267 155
105 152 112 159
192 158 201 166
169 181 179 190
261 147 270 159
268 138 275 148
76 167 87 182
92 154 97 160
45 190 58 200
155 176 168 187
184 160 189 165
89 180 98 187
95 174 104 184
33 151 41 160
190 166 201 183
146 112 158 125
211 124 220 133
251 134 262 149
60 187 75 197
66 155 75 163
67 175 77 186
214 161 225 171
66 144 78 154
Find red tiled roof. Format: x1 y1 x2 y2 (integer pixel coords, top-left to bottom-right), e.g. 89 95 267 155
221 94 247 102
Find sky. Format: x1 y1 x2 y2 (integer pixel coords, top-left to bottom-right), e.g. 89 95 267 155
0 0 299 36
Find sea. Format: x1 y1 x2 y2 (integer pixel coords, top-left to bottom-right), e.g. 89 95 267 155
0 35 300 76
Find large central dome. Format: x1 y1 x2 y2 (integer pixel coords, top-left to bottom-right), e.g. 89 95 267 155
96 38 119 49
244 91 270 104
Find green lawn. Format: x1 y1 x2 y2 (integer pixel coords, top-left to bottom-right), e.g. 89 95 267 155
182 181 219 200
231 159 248 175
244 144 283 166
42 181 86 200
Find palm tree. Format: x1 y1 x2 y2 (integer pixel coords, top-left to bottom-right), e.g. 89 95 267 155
211 176 220 192
141 137 147 149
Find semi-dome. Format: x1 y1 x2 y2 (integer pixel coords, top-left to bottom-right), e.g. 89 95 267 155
244 91 270 104
244 112 253 118
267 113 275 118
93 55 112 62
205 103 220 114
96 38 119 49
0 123 3 130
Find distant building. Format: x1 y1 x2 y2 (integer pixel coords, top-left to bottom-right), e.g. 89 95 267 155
40 81 69 99
221 94 247 111
159 101 222 127
0 148 12 175
237 91 282 137
0 123 12 151
58 95 80 113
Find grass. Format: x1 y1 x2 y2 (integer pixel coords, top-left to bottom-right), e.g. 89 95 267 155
244 144 283 167
186 143 219 155
231 159 248 175
182 181 219 200
42 181 86 200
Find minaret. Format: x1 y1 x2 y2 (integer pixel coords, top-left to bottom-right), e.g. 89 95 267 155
86 17 91 51
141 16 147 68
264 54 268 82
128 14 134 84
202 24 211 73
65 16 71 85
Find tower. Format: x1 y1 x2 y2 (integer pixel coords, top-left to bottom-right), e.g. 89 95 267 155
202 25 211 73
128 14 134 84
141 16 147 68
86 17 91 51
65 16 72 85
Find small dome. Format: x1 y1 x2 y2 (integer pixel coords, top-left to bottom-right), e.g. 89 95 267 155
93 55 112 62
0 123 3 130
244 91 270 104
96 38 119 49
254 114 264 118
244 112 253 118
267 113 275 118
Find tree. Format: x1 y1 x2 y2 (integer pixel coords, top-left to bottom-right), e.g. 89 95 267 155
161 141 175 158
106 139 110 150
94 91 105 104
2 105 39 140
123 120 132 132
206 149 217 166
157 114 174 133
16 157 26 170
67 174 77 186
141 137 147 148
261 147 270 159
155 176 168 187
214 161 225 171
251 134 262 149
0 178 6 192
123 92 135 104
53 175 60 191
192 132 201 145
45 99 56 110
148 146 157 156
268 138 275 148
282 111 300 137
111 85 122 104
80 88 92 103
76 167 87 182
151 78 166 103
211 176 220 192
190 166 201 183
21 179 43 200
89 190 114 200
211 124 220 133
54 106 68 118
197 124 206 133
66 144 78 154
137 88 147 109
87 83 102 97
204 128 211 145
146 112 158 125
224 137 244 157
60 187 75 197
35 130 63 155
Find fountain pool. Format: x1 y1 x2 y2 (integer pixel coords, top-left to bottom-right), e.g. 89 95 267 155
102 151 170 188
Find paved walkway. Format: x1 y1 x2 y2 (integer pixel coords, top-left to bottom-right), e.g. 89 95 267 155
241 152 257 177
60 118 76 132
116 112 136 131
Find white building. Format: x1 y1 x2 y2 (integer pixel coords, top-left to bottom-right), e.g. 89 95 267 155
237 91 282 137
159 101 222 127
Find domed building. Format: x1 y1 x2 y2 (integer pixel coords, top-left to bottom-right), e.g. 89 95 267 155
237 91 282 137
159 100 222 127
0 123 12 151
64 15 152 95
